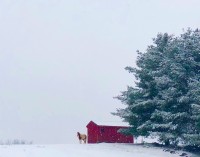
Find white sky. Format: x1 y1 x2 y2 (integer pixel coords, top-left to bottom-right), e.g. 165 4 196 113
0 0 199 144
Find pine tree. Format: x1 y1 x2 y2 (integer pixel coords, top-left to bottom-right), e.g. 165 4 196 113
114 29 200 147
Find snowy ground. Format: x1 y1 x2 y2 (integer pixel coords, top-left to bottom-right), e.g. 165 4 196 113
0 143 198 157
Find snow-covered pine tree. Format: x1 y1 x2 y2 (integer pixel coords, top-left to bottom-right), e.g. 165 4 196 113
114 29 200 147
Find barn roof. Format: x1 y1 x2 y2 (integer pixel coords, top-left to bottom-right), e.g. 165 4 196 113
92 121 130 127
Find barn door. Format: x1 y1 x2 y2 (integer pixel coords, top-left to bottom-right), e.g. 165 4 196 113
99 127 105 142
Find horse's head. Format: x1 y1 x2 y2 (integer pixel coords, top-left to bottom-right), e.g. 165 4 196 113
77 132 81 139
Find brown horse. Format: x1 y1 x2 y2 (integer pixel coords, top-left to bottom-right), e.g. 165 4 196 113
77 132 87 144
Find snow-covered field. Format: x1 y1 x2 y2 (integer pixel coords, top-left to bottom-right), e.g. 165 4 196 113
0 143 198 157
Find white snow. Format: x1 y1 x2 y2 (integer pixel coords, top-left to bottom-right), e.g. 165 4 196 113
0 143 197 157
92 121 130 127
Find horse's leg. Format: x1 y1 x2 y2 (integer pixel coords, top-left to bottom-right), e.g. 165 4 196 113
83 136 86 144
79 140 81 144
85 136 87 144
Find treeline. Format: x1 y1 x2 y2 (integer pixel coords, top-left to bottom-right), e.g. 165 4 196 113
0 139 33 145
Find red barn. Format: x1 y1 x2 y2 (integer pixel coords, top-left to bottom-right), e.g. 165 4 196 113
86 121 134 143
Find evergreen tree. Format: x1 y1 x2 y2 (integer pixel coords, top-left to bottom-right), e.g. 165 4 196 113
114 29 200 147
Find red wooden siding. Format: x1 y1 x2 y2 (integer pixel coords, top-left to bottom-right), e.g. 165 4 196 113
87 121 99 143
86 121 134 144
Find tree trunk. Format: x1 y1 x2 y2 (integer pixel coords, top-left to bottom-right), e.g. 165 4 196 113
164 139 170 146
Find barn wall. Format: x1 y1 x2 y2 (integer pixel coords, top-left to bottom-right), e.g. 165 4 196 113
98 126 133 143
87 122 99 143
86 121 134 143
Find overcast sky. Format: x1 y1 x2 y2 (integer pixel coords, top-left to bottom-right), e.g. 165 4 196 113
0 0 200 144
